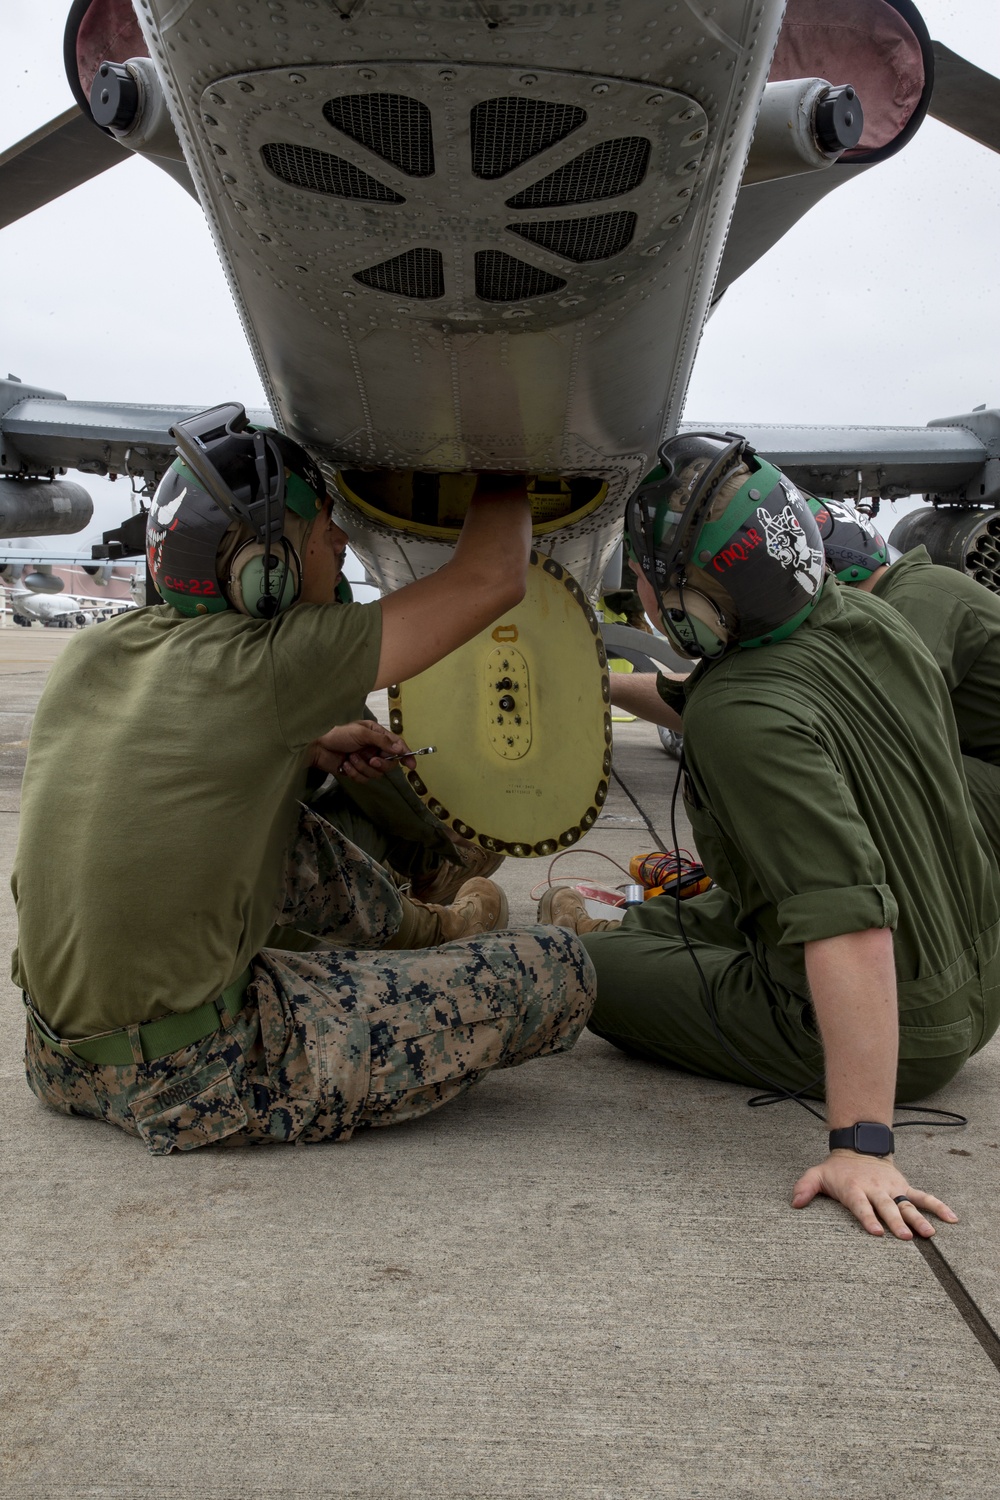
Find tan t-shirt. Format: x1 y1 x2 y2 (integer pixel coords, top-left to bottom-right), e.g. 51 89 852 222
12 600 382 1037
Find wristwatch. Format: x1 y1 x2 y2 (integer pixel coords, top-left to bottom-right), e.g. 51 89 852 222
828 1122 895 1157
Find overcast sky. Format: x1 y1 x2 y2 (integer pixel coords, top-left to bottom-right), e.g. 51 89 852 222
0 0 997 557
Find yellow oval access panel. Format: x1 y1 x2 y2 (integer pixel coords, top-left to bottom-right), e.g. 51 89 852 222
389 552 612 857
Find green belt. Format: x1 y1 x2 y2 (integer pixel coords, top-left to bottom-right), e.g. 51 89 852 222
24 967 252 1067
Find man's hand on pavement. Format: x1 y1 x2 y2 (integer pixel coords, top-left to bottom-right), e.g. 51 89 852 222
309 721 414 782
792 1152 958 1239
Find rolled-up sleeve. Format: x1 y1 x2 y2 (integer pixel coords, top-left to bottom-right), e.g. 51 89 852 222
686 694 898 946
777 884 898 945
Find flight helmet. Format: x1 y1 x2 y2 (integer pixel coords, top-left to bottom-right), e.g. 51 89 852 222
807 497 889 583
625 432 826 659
146 402 327 618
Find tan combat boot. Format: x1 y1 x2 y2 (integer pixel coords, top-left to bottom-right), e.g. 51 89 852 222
536 885 622 935
408 841 505 906
387 877 509 948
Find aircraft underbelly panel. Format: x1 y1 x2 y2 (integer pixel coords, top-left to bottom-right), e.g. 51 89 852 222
134 0 785 588
201 63 710 464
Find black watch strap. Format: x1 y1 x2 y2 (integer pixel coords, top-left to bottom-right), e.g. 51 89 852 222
829 1121 895 1157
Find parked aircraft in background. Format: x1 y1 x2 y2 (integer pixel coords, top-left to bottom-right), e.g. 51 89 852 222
0 550 140 626
6 592 134 627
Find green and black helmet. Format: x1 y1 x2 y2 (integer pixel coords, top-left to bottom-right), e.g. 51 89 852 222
626 432 826 659
807 497 889 583
146 402 326 617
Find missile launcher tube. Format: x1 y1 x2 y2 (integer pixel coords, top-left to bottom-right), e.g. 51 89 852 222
889 507 1000 592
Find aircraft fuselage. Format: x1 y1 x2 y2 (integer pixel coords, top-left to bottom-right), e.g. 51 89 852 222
129 0 785 590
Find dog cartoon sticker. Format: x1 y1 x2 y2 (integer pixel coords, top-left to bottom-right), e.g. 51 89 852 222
759 492 824 598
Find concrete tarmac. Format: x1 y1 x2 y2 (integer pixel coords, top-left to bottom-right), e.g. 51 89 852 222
3 628 1000 1498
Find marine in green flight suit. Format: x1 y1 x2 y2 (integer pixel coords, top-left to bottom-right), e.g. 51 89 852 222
870 546 1000 857
811 501 1000 862
872 545 1000 765
551 435 999 1240
585 581 1000 1104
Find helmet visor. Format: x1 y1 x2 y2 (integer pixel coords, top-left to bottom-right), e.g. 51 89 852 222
626 432 749 595
170 404 286 544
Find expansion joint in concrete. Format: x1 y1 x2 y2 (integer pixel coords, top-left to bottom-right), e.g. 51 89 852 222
610 765 669 853
917 1237 1000 1377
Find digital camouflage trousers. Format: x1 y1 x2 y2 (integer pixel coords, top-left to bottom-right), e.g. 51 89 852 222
25 806 596 1155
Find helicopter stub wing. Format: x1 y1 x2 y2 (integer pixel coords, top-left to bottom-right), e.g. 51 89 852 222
0 378 270 480
0 0 196 232
681 410 1000 504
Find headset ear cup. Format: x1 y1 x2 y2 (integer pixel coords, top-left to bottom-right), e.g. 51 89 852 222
229 540 301 618
661 610 718 660
659 587 729 659
659 607 691 656
687 613 729 659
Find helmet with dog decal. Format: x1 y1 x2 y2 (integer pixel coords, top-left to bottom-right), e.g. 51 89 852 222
625 432 826 659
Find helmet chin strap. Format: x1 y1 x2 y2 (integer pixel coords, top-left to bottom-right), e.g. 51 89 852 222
251 431 289 619
254 432 276 618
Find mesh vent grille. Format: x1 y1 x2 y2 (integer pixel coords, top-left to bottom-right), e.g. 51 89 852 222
261 142 404 201
471 97 586 179
507 211 637 262
354 248 444 298
323 93 434 177
506 137 650 208
475 250 566 301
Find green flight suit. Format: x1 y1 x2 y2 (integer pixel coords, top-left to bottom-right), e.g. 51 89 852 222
873 545 1000 856
582 582 1000 1101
